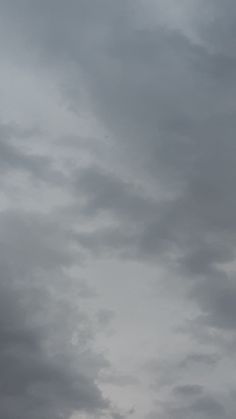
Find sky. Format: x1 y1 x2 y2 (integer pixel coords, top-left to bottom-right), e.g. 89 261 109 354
0 1 236 418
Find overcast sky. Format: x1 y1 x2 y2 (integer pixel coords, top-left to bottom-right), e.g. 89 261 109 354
0 1 236 418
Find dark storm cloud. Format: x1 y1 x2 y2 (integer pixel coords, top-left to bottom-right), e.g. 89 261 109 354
55 0 236 345
1 1 236 418
0 208 110 419
0 278 107 419
197 0 236 57
190 274 236 331
22 0 236 289
4 0 235 345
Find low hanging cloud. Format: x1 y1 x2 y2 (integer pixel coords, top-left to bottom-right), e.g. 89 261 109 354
0 207 109 419
0 1 236 418
0 282 107 419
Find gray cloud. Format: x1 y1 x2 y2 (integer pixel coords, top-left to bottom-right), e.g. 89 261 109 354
0 207 110 418
144 350 221 393
172 384 204 398
162 394 226 419
73 166 157 223
0 210 75 274
190 274 236 331
0 266 108 419
99 371 139 388
0 123 61 183
0 1 236 418
179 353 220 368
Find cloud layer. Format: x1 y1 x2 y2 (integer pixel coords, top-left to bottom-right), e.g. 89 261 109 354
0 1 236 418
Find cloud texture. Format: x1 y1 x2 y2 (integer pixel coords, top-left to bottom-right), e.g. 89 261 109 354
0 1 236 418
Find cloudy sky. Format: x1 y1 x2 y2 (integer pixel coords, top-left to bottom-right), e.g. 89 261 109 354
0 1 236 418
